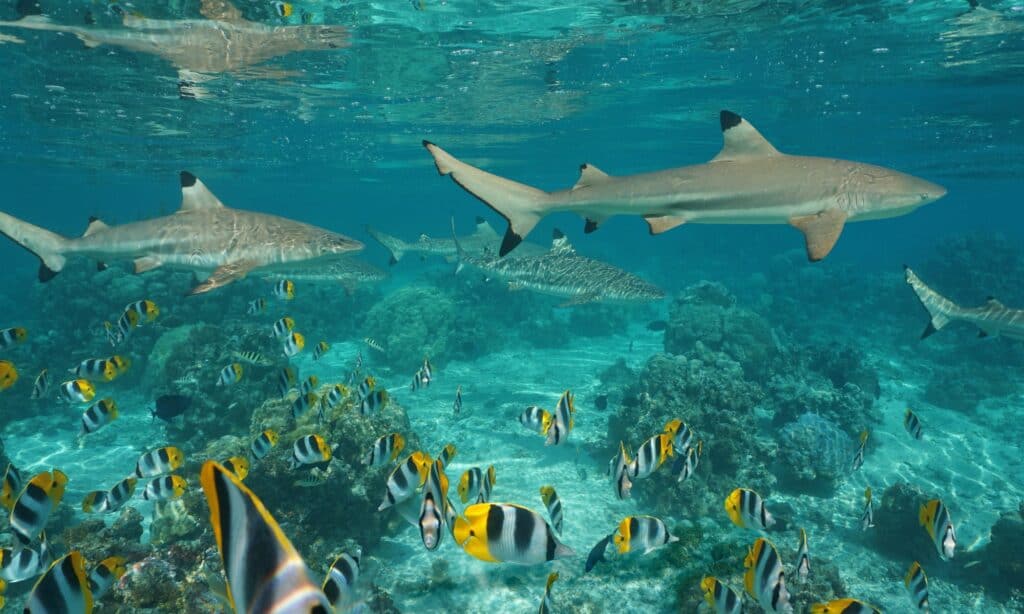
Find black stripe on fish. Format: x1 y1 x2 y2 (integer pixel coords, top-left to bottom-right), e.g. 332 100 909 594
512 505 535 555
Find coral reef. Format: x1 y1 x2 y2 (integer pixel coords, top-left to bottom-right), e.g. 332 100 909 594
775 413 854 495
361 286 460 369
663 282 776 382
973 505 1024 597
867 482 942 562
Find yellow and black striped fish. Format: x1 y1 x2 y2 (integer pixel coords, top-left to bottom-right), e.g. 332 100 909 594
291 392 319 419
272 316 296 339
222 456 250 481
88 556 127 600
919 499 956 560
246 297 267 315
135 446 184 478
232 350 271 366
0 360 16 391
199 461 330 613
701 576 743 614
614 515 677 554
288 434 332 469
0 326 27 348
283 332 305 357
725 488 775 530
142 475 187 501
452 503 575 565
71 358 116 382
322 549 360 610
58 379 95 403
744 537 792 614
904 409 923 440
1 463 22 511
378 451 431 510
82 477 137 514
364 337 385 353
363 433 405 467
437 443 457 468
539 572 558 614
313 341 330 361
540 485 563 534
250 429 279 461
216 363 244 386
627 433 673 480
851 430 869 472
10 469 68 545
544 390 575 446
299 375 319 396
24 551 92 613
905 561 929 611
30 368 50 399
797 527 810 582
811 599 881 614
359 389 388 415
419 459 450 551
80 398 119 435
276 366 297 398
0 530 50 583
273 279 295 301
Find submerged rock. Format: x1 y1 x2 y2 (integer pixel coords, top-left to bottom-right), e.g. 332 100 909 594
776 413 853 495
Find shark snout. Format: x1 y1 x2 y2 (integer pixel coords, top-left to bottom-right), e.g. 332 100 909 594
920 180 947 204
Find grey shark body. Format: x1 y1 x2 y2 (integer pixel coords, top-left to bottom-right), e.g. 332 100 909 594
0 0 347 79
425 110 947 260
0 172 363 295
452 222 663 306
367 217 546 265
905 267 1024 341
260 257 388 290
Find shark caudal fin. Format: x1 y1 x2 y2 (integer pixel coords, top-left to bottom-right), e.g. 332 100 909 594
0 211 69 281
424 141 549 257
365 225 409 265
904 266 961 339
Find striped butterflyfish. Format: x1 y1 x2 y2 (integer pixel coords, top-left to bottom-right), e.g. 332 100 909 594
24 551 92 613
452 503 575 565
10 469 68 545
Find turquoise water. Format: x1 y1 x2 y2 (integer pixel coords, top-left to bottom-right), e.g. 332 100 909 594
1 1 1023 612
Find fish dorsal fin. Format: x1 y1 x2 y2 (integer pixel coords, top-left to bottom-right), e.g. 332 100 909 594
200 0 245 21
83 217 109 237
573 164 610 190
179 172 226 212
472 216 500 239
985 296 1005 309
550 229 575 255
712 110 780 162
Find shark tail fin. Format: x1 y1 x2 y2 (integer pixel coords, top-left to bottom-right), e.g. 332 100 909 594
450 217 466 275
0 211 68 281
424 141 548 257
904 265 959 339
365 225 407 265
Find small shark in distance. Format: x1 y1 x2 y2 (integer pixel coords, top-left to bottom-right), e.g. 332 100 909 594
451 220 664 306
366 217 547 265
905 266 1024 340
424 110 947 260
0 172 363 295
0 0 348 96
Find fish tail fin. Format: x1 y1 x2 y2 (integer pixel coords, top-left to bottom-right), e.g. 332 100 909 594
904 266 960 338
424 141 549 256
0 211 69 281
365 225 408 265
449 217 467 274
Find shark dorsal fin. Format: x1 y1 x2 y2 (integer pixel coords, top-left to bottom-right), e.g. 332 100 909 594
573 164 610 190
985 297 1005 309
83 217 109 237
472 216 500 239
200 0 245 21
550 229 575 255
712 110 780 161
179 172 226 212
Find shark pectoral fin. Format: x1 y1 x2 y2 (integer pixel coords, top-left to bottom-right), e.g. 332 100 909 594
789 208 847 261
74 32 102 48
133 257 163 274
573 164 610 190
644 215 687 235
188 260 256 295
559 293 600 307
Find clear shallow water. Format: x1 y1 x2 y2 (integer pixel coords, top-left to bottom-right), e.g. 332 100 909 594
1 1 1023 613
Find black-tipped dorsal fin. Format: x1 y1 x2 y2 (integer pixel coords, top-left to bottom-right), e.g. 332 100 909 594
550 229 575 255
83 217 109 237
179 171 226 212
472 217 499 238
573 164 610 190
712 110 780 161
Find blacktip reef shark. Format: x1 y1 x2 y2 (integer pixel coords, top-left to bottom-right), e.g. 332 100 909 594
905 266 1024 340
0 172 363 295
424 110 947 260
260 256 388 292
366 217 547 265
451 220 663 306
0 0 347 96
